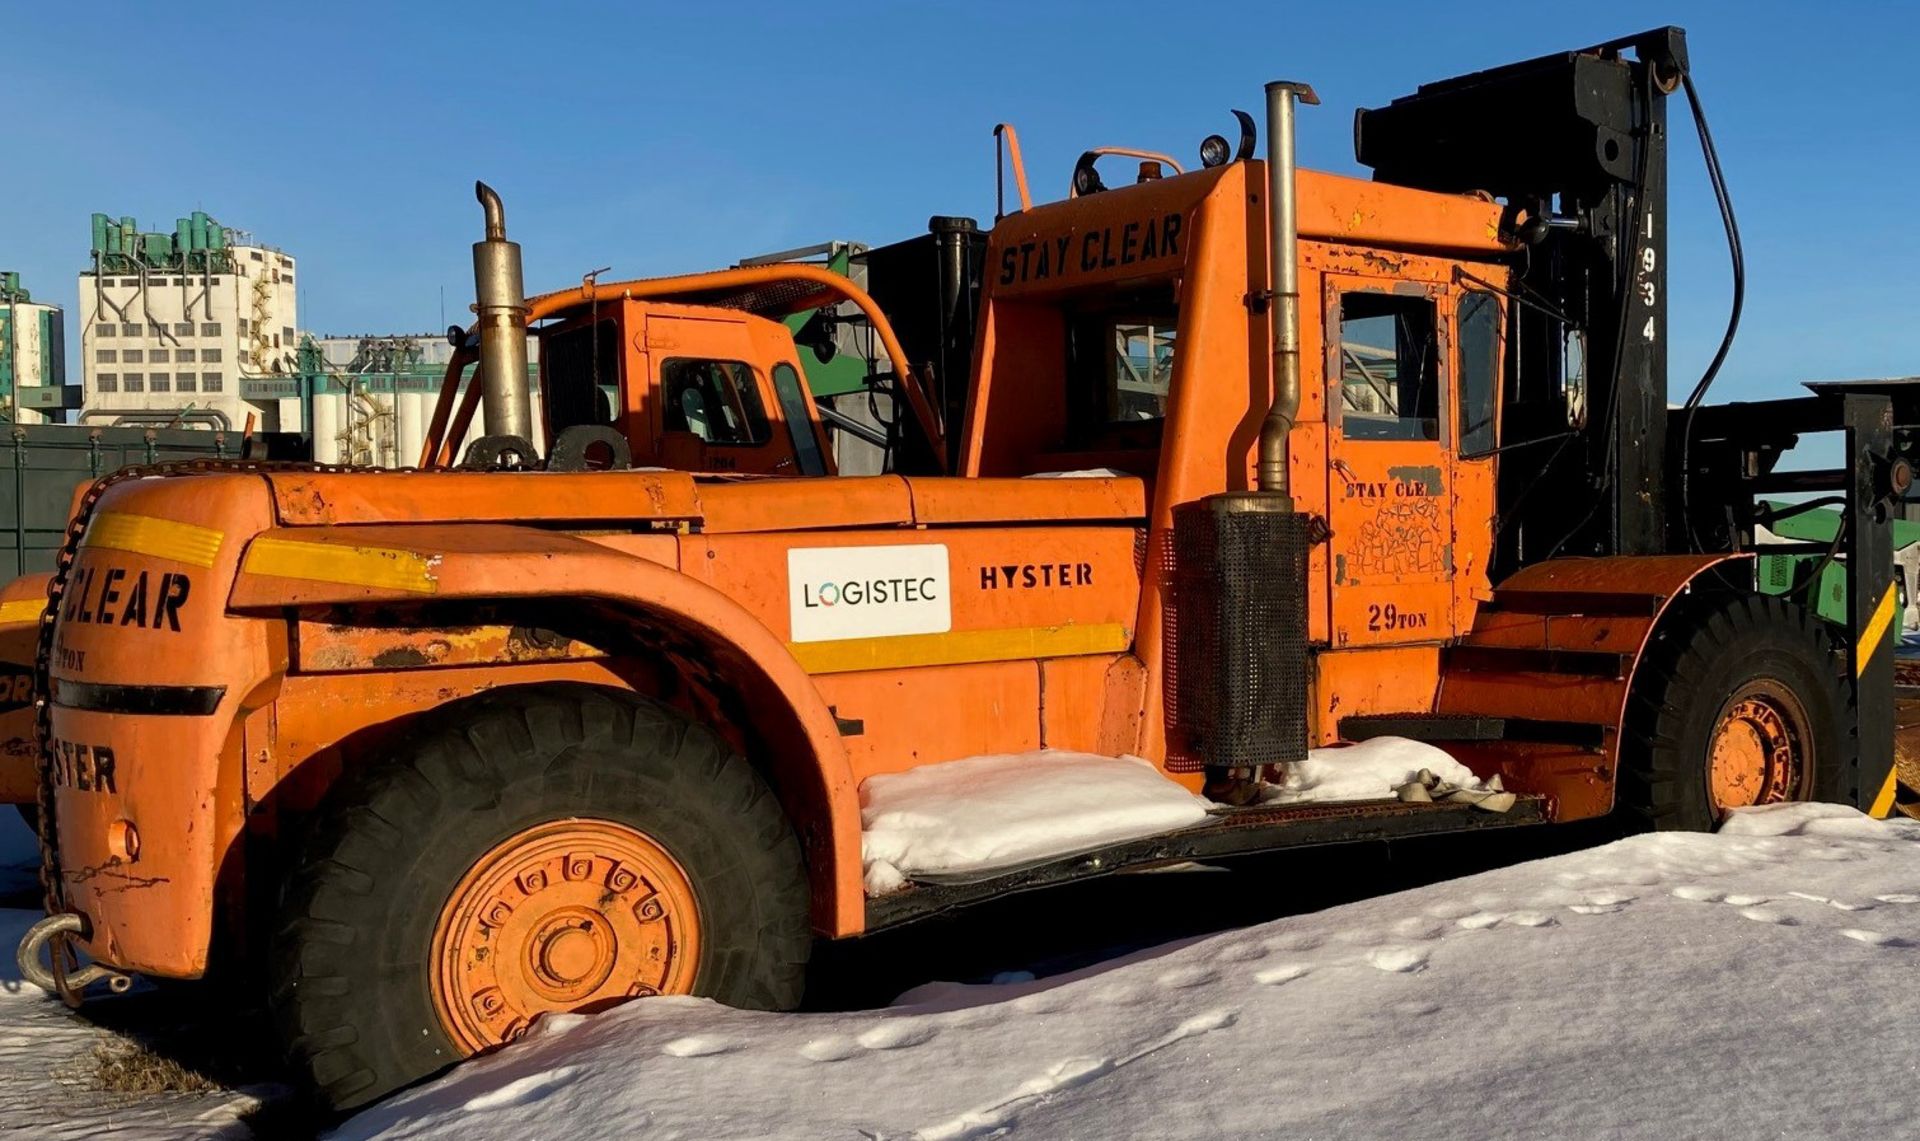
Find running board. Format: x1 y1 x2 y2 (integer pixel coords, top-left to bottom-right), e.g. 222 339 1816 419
864 794 1547 931
1340 713 1604 748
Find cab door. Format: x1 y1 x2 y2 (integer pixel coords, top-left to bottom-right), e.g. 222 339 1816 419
1321 275 1456 649
644 310 830 476
1451 285 1503 634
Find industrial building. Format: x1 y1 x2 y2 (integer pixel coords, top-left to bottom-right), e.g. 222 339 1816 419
76 211 300 433
73 214 543 464
297 333 542 466
0 272 75 423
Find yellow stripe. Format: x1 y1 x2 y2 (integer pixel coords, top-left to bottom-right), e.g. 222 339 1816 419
81 512 223 568
0 599 43 625
243 537 438 595
1856 583 1899 677
789 622 1131 675
1869 769 1900 820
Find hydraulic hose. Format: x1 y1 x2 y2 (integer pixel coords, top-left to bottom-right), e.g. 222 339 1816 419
1677 70 1747 552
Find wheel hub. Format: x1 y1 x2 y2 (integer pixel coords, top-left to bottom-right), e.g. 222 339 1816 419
527 908 614 999
431 819 700 1054
1707 693 1801 817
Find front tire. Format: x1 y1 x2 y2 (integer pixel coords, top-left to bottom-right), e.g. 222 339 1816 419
1622 592 1855 831
269 684 810 1112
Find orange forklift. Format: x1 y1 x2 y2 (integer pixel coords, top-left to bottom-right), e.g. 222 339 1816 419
16 26 1910 1111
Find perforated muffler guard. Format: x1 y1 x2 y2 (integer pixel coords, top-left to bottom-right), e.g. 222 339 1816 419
1167 494 1310 772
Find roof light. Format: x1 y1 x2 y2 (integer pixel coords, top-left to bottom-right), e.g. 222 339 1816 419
1072 155 1106 197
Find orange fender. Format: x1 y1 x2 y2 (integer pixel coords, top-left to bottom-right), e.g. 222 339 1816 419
1437 553 1751 820
229 524 865 935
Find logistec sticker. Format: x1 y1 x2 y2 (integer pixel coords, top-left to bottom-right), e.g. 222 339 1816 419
787 545 951 643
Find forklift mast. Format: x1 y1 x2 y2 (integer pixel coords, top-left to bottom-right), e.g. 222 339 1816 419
1362 26 1910 815
1356 26 1687 578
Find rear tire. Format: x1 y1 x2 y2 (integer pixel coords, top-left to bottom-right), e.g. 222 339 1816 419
269 684 810 1112
1621 592 1855 831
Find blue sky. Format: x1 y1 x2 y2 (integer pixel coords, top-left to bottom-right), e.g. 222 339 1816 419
4 0 1915 411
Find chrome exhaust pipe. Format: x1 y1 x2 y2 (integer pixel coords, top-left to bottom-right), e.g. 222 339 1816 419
473 181 534 448
1256 81 1318 503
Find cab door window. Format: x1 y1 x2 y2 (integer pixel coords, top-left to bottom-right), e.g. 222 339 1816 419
1104 319 1176 421
770 362 827 476
661 359 770 445
1457 290 1499 456
1064 287 1179 445
1337 293 1440 441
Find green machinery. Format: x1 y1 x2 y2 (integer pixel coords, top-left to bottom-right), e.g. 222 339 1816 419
1757 499 1919 628
88 210 235 274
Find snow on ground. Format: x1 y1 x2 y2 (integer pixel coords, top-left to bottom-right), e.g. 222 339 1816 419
338 803 1920 1141
861 752 1211 894
0 816 265 1139
1265 736 1486 804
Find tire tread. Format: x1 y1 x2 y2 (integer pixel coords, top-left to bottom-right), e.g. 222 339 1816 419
269 683 810 1113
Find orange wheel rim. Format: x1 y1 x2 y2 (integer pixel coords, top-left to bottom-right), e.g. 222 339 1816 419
1707 685 1806 818
431 819 700 1054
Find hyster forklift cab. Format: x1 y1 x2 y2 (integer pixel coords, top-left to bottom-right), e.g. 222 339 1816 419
507 225 979 479
535 300 836 477
422 198 955 476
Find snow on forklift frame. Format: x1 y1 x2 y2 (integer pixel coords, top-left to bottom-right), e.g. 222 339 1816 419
16 26 1910 1112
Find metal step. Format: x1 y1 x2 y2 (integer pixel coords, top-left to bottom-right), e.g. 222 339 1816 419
1339 712 1604 748
1339 713 1506 742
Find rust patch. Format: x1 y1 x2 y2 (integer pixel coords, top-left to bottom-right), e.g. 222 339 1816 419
299 615 603 673
1385 465 1443 496
372 646 432 669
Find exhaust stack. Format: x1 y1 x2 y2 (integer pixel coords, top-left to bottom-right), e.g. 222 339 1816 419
472 181 534 447
1169 79 1319 802
1256 81 1319 502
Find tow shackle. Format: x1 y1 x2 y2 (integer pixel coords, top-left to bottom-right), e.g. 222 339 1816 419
16 912 132 1005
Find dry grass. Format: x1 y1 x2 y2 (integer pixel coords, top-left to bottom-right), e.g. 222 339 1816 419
74 1036 223 1095
1895 690 1920 818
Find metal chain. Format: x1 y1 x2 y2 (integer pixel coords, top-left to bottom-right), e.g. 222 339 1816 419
32 456 413 919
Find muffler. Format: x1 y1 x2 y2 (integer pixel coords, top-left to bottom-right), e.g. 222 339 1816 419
469 182 536 465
